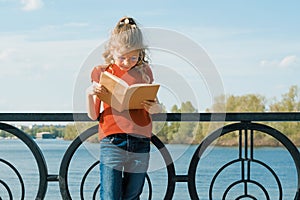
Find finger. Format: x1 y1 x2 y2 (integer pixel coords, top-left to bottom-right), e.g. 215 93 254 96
94 87 102 94
100 86 108 93
143 100 154 106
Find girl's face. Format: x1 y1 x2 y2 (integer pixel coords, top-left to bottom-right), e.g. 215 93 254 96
113 50 140 71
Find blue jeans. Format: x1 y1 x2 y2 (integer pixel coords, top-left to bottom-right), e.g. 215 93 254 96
99 134 150 200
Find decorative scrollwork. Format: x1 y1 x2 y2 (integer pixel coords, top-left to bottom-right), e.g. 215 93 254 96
0 158 24 200
0 122 48 200
188 122 300 200
1 113 300 199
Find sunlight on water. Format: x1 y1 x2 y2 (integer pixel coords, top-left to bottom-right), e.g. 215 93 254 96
0 140 298 199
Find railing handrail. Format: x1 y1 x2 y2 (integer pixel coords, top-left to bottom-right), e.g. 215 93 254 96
1 112 300 122
1 112 300 199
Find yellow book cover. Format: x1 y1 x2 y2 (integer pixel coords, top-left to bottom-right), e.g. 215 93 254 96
97 71 160 112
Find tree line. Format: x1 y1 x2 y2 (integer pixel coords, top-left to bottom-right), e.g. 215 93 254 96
1 85 299 146
155 85 300 146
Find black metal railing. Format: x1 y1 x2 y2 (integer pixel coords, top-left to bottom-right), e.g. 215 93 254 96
1 112 300 200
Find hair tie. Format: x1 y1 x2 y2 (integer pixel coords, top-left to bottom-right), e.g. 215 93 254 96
124 18 130 24
119 18 136 28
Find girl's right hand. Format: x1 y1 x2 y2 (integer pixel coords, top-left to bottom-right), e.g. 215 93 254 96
86 81 108 96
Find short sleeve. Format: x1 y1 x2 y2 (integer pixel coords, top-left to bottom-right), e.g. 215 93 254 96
91 65 107 83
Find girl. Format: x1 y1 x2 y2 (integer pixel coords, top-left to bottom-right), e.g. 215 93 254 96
86 17 162 200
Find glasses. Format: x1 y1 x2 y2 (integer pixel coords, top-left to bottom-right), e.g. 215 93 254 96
115 55 139 62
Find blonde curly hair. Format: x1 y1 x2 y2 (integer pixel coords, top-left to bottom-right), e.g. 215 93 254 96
102 17 150 83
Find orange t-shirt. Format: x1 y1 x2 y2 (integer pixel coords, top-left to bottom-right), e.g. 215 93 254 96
91 64 154 140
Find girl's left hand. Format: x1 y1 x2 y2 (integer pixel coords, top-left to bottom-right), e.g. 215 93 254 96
142 99 162 114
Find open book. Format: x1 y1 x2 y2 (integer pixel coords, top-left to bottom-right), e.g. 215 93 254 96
97 71 160 112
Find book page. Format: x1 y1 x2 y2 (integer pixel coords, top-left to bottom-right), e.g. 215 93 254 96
99 71 160 111
103 71 128 87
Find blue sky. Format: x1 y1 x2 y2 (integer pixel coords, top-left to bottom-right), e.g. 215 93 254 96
0 0 299 112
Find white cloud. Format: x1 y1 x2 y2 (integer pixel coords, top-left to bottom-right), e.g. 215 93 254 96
259 59 278 67
0 48 17 61
260 55 298 68
21 0 43 11
279 55 297 68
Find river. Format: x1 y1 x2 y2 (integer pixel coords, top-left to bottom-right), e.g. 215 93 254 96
0 139 298 199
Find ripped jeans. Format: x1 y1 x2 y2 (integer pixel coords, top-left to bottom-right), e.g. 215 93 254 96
99 133 150 200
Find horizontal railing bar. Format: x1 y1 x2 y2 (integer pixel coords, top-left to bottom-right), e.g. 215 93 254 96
174 175 189 182
0 113 90 122
47 174 59 182
0 112 300 122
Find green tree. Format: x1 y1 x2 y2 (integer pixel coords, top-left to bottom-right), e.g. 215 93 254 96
208 94 226 112
168 101 199 144
208 93 267 146
225 94 266 112
0 130 10 138
153 122 169 143
63 122 97 140
269 85 300 111
63 124 78 140
269 85 300 145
